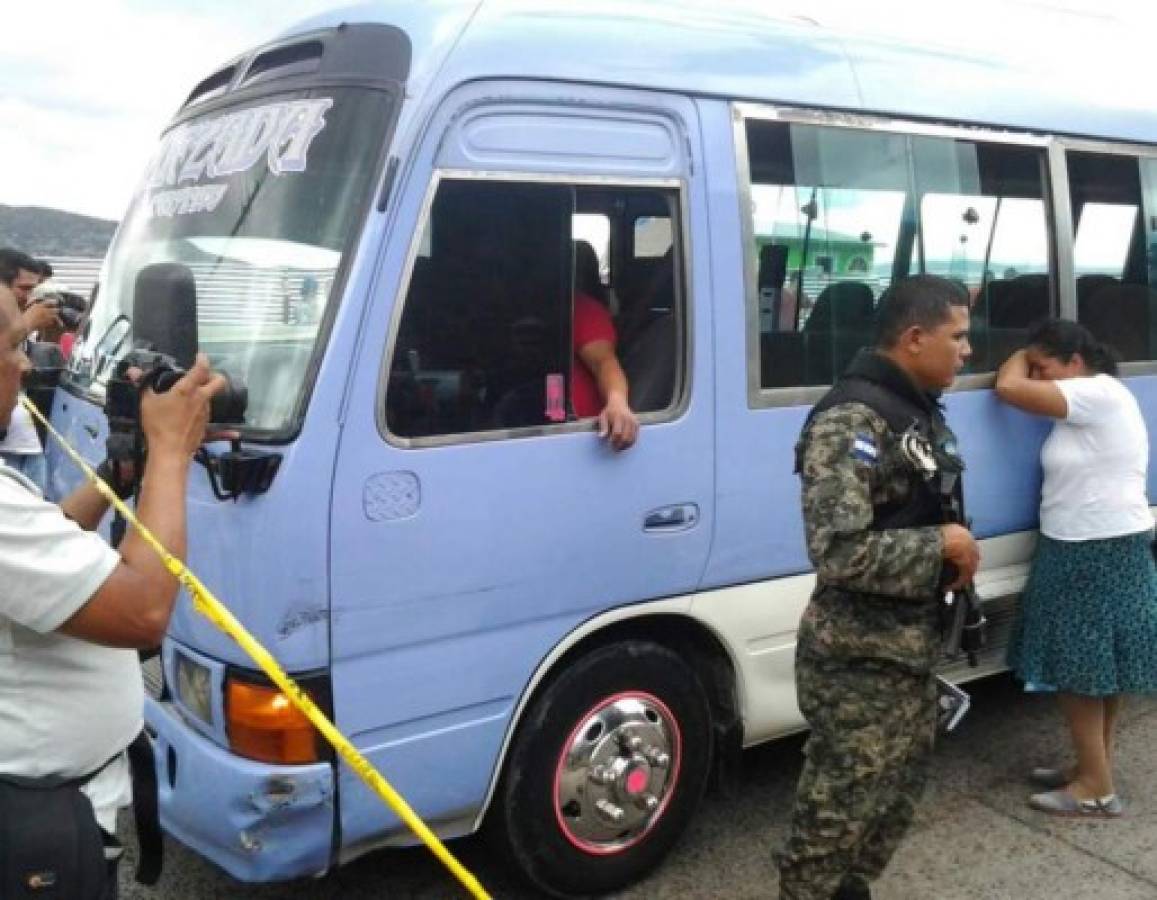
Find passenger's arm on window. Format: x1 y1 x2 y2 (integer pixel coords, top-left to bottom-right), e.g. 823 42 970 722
995 349 1068 418
577 339 639 451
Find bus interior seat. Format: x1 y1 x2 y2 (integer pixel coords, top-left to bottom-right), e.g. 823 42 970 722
802 281 875 383
757 244 791 330
616 256 667 330
1077 274 1119 317
617 248 674 345
986 274 1049 328
618 248 677 412
761 330 807 388
802 281 874 334
1081 283 1153 361
622 314 677 413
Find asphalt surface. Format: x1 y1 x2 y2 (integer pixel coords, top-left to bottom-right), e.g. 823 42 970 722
117 674 1157 898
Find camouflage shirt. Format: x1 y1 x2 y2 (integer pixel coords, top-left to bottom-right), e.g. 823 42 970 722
796 393 955 673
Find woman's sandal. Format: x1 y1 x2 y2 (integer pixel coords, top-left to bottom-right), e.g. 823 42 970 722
1028 789 1124 818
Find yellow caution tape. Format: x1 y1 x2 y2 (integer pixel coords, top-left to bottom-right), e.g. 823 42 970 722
21 396 492 900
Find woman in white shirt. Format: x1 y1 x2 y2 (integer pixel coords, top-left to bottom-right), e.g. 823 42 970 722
996 319 1157 819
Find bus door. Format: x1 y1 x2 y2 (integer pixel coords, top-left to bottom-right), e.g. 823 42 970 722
328 82 713 849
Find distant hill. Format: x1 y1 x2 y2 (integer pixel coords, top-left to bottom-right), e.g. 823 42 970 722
0 205 117 258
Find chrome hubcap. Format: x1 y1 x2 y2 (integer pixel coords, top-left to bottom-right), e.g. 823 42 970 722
554 692 680 853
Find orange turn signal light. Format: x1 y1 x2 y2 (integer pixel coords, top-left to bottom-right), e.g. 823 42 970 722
226 679 320 765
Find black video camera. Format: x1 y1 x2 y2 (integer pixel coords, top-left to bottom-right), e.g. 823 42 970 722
53 291 88 331
104 349 248 468
32 286 88 331
102 263 280 506
106 264 247 465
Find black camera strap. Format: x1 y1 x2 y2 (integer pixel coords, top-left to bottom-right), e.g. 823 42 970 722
126 732 163 885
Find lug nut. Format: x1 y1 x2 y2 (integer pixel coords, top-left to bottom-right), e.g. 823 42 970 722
589 765 615 785
596 799 626 823
646 749 670 768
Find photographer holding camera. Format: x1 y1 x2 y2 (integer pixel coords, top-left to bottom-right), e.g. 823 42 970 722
0 249 63 490
0 281 228 898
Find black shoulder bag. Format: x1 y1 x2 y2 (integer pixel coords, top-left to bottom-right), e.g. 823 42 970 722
0 764 114 899
0 732 161 899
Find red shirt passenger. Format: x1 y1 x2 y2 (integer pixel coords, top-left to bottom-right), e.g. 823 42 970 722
571 293 617 418
569 293 638 451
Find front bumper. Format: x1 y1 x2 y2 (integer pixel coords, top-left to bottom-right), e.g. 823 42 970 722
146 695 335 882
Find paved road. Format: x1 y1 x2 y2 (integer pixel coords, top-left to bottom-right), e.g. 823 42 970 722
118 674 1157 898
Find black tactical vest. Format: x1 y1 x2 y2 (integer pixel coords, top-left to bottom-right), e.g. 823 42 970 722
798 350 965 532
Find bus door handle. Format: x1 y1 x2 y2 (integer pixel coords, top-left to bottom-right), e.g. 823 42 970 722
643 503 699 533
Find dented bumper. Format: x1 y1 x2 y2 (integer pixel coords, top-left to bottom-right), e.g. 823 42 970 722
146 696 335 882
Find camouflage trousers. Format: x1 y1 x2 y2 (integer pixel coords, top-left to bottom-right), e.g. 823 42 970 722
776 654 937 900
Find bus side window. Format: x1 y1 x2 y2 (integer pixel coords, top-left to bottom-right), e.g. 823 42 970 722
744 121 1051 392
745 120 906 389
917 142 1050 370
1070 152 1153 362
385 179 686 440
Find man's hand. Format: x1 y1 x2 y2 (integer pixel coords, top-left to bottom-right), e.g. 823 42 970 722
22 301 62 335
140 354 229 461
598 394 639 452
940 523 980 591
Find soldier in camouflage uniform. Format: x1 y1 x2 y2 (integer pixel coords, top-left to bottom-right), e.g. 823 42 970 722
776 276 980 900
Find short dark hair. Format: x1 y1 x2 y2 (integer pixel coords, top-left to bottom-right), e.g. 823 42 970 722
0 248 38 286
1026 318 1119 376
31 259 53 279
875 275 970 349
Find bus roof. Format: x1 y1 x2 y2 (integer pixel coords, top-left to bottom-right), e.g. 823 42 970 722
279 0 1156 146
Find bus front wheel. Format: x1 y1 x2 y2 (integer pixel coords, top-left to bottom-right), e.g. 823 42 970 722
490 640 713 897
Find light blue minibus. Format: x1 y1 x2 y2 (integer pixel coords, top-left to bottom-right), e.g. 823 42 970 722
46 1 1157 895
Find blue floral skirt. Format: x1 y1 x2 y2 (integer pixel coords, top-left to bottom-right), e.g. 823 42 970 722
1007 530 1157 696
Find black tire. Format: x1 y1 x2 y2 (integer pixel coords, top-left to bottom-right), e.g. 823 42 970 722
488 640 713 898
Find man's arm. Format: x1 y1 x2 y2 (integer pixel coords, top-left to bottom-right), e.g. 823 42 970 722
59 481 111 531
57 355 225 649
577 339 639 451
801 405 976 599
59 460 136 531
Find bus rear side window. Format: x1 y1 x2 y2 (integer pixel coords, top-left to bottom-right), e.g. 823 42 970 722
1070 151 1153 363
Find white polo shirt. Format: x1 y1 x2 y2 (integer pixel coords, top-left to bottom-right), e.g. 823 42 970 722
1040 374 1154 541
0 463 139 828
0 399 43 454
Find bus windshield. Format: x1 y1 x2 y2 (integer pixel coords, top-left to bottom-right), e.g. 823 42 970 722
67 86 393 435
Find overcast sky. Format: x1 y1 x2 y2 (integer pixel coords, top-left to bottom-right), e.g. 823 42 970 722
0 0 334 221
1 0 1152 224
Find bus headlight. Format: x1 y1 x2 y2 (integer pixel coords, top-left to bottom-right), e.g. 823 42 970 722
174 652 213 726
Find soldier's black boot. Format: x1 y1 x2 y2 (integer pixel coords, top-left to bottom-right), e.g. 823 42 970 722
831 875 871 900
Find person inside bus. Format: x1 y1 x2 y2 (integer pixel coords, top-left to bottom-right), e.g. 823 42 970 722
996 319 1157 818
488 241 638 449
571 243 638 451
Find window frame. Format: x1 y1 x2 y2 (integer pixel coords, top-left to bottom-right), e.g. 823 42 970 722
733 101 1065 408
1061 144 1157 366
377 168 693 449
